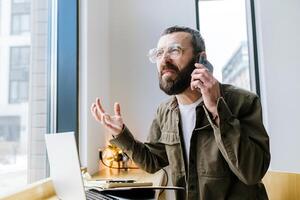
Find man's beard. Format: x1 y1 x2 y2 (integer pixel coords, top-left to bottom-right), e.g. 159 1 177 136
159 57 196 95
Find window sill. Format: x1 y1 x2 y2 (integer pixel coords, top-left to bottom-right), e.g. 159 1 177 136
0 178 57 200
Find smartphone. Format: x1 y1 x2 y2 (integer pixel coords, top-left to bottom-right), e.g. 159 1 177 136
198 55 206 65
198 55 213 73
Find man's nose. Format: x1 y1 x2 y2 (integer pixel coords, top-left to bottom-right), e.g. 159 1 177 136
160 51 172 64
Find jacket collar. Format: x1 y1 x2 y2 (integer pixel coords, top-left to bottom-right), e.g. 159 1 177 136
167 96 179 111
167 96 204 111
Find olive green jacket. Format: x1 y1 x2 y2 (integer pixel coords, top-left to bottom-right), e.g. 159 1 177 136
110 84 270 200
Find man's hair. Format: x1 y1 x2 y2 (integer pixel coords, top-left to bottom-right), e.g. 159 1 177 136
161 25 205 54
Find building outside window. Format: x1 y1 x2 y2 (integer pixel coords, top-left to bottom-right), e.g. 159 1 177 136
222 41 250 90
197 0 258 93
0 0 50 196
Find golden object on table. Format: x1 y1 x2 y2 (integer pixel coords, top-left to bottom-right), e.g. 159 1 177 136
99 144 138 170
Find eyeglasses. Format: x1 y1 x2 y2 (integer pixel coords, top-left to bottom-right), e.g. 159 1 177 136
148 44 185 63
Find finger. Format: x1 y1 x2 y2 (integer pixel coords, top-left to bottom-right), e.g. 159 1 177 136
95 98 107 122
194 63 207 69
91 105 102 122
91 103 97 112
191 73 210 84
90 104 96 117
90 103 95 113
191 80 204 91
95 98 106 114
94 107 103 122
191 67 209 76
90 103 97 116
114 102 121 116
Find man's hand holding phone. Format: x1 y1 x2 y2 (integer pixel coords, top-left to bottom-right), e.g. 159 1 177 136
90 98 124 136
191 54 221 124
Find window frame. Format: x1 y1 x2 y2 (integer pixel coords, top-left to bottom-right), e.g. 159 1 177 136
47 0 79 136
46 0 79 176
55 0 79 138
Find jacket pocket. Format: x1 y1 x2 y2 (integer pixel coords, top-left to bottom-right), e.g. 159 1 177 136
158 131 180 145
196 131 230 177
159 131 185 173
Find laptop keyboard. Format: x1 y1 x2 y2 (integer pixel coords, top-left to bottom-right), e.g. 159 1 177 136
86 189 118 200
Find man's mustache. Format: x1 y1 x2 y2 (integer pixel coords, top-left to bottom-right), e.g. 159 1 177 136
161 63 179 73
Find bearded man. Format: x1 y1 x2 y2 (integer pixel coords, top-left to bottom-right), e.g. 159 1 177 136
91 26 270 200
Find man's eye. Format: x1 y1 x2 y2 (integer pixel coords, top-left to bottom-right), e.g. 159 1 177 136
156 50 164 57
169 48 180 54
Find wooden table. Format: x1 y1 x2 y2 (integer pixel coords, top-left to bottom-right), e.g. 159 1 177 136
1 167 165 200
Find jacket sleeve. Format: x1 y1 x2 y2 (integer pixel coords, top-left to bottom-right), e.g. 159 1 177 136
109 110 169 173
208 96 270 185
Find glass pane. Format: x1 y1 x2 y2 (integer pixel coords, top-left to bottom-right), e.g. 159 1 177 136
10 46 30 68
21 14 30 32
0 0 50 196
9 46 30 103
11 0 31 35
198 0 253 91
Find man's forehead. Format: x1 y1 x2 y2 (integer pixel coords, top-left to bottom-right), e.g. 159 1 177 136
157 32 192 48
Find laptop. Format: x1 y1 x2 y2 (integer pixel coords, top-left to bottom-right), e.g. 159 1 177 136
45 132 182 200
45 132 122 200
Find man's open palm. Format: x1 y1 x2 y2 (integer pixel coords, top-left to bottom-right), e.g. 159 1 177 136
91 98 124 136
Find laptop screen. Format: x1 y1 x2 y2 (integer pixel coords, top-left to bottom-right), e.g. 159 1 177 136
45 132 86 200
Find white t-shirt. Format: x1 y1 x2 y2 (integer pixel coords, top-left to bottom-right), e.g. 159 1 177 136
178 97 202 160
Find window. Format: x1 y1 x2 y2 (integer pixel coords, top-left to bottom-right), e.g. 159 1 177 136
0 116 21 142
11 0 30 35
196 0 259 93
9 46 30 103
0 0 78 196
0 117 20 164
0 0 50 196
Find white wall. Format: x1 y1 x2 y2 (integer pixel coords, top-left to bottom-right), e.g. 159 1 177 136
255 0 300 172
108 0 196 141
79 0 110 173
79 0 196 174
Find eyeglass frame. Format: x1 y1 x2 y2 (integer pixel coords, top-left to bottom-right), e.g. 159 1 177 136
147 43 189 64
